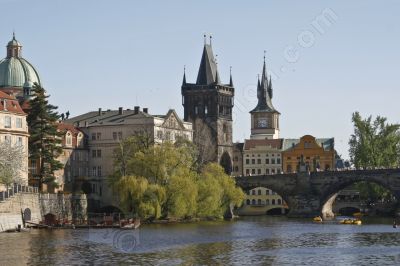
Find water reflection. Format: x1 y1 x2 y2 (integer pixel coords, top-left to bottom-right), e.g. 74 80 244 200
1 216 399 265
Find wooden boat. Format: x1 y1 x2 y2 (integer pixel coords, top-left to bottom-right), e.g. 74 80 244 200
339 218 361 225
313 216 323 222
121 219 141 229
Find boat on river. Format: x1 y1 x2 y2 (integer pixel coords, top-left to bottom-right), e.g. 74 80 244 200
313 216 323 222
339 218 362 225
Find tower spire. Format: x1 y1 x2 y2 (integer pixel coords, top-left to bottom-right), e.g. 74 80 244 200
182 65 186 85
268 74 273 99
229 66 233 87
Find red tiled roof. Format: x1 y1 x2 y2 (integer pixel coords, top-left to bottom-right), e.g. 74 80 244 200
244 138 283 150
57 122 83 135
0 91 26 115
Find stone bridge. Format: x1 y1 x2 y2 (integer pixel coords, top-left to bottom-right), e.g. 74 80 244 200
235 169 400 218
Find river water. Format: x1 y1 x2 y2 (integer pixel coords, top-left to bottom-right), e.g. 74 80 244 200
1 216 400 266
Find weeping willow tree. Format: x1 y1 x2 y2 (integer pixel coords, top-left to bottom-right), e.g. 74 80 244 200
111 135 245 220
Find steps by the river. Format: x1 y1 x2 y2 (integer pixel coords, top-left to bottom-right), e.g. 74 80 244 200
0 193 41 232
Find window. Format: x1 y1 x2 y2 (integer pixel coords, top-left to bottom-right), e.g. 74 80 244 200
195 106 198 115
265 199 270 205
29 159 37 175
252 199 256 205
92 167 97 177
113 132 117 140
246 199 250 205
234 166 239 172
278 199 282 205
246 159 250 164
277 158 281 164
92 150 97 158
287 157 291 160
257 169 261 174
66 133 72 146
272 199 276 205
16 118 22 128
266 169 270 175
266 158 270 164
257 159 261 164
287 165 292 173
157 131 163 139
257 189 261 195
246 169 250 175
251 159 255 164
118 132 123 140
97 166 102 176
251 169 255 174
272 169 275 174
266 189 270 195
252 190 255 195
97 150 102 158
166 132 171 140
4 135 11 144
257 199 262 205
271 158 275 164
4 116 11 128
91 133 96 140
96 133 101 140
16 137 23 147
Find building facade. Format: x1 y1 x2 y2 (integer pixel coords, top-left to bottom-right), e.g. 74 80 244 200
237 186 287 216
0 91 29 185
66 107 192 209
53 123 89 193
232 142 244 176
181 37 234 174
242 139 283 176
282 135 335 173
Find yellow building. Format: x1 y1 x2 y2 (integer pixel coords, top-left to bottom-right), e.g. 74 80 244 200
237 187 288 215
282 135 335 173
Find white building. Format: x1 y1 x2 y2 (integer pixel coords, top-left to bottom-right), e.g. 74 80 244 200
0 91 29 185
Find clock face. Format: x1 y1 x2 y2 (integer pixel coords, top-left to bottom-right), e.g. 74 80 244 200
258 118 267 128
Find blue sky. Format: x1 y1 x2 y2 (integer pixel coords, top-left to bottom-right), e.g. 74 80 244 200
1 0 399 159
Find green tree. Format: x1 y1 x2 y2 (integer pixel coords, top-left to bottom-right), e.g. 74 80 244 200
27 83 63 191
349 112 400 168
0 142 25 187
349 112 400 203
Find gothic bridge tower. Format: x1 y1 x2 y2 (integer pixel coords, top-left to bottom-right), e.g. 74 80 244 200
181 37 234 174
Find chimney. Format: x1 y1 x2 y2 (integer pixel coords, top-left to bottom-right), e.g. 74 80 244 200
98 108 102 116
143 108 148 114
134 106 140 114
118 107 123 115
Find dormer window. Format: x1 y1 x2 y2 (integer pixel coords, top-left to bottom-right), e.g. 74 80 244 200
4 116 11 128
66 132 72 146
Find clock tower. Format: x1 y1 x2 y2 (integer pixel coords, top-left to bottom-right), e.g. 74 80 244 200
250 57 280 139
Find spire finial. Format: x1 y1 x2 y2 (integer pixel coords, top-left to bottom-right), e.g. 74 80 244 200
229 66 233 87
203 34 207 45
209 34 212 46
13 31 15 40
182 65 187 85
263 50 266 63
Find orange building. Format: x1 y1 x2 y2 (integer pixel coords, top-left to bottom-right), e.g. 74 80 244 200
282 135 335 173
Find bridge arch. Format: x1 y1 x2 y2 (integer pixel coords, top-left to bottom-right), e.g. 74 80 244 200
319 173 399 217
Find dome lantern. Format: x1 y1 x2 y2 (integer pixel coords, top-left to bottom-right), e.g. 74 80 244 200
7 32 22 58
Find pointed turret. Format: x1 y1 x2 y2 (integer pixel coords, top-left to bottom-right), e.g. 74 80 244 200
182 66 186 85
196 39 219 85
215 69 220 84
229 67 233 87
251 56 278 113
268 75 273 99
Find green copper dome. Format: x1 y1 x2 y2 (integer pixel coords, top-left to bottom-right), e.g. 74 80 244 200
0 34 41 88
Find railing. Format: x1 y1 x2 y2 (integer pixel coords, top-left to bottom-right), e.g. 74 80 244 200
0 183 39 202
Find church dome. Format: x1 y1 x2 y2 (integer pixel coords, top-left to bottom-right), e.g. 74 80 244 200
0 34 41 88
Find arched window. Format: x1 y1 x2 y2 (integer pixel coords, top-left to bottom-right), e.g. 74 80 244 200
252 190 256 195
258 189 262 195
66 132 72 146
252 199 256 205
277 199 282 205
272 199 276 205
265 199 270 205
257 199 262 205
246 199 250 205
